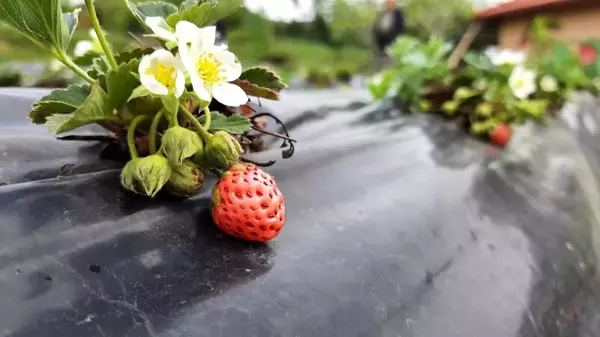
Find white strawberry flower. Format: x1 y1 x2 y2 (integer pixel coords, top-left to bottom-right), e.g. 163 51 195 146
73 40 93 57
73 29 102 57
540 75 558 93
139 49 186 97
509 66 536 99
145 17 177 44
485 46 526 66
175 21 247 107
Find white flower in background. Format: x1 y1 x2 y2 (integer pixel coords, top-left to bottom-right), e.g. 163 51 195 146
540 75 558 93
483 46 500 59
88 29 98 41
73 40 94 57
48 59 65 73
509 66 537 99
67 0 85 6
145 17 177 44
176 21 247 107
139 49 186 97
73 29 102 57
485 46 526 66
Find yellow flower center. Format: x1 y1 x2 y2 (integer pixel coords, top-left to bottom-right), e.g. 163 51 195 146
196 53 224 84
515 78 525 89
147 63 176 89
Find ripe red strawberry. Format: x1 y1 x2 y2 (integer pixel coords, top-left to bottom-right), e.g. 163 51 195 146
579 44 597 66
212 164 285 242
490 123 511 146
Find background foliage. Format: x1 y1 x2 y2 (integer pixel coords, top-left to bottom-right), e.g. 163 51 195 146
0 0 474 86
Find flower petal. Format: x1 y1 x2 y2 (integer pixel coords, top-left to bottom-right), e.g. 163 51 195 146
175 70 186 98
198 26 216 51
214 49 242 81
212 82 248 107
191 74 211 102
145 17 175 42
151 49 178 65
141 74 169 96
74 40 93 57
176 21 202 70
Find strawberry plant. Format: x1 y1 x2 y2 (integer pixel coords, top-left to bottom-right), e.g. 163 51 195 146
0 0 294 242
368 18 600 146
368 35 453 110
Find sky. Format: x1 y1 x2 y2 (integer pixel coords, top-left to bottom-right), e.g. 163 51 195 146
244 0 511 22
244 0 315 22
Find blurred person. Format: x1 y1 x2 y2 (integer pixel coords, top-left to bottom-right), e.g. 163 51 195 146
372 0 405 67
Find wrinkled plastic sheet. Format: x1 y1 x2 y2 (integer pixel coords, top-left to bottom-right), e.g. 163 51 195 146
0 88 600 337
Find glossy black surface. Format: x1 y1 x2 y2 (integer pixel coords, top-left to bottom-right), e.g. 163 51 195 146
1 88 600 337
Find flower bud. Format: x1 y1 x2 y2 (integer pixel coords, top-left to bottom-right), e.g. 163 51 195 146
165 160 205 197
121 154 171 197
442 100 459 114
454 87 477 101
161 126 204 166
204 131 243 170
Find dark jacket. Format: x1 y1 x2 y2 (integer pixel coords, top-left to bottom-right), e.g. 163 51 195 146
373 9 405 52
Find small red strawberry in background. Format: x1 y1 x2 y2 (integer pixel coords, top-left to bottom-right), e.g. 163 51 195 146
212 164 285 242
489 123 511 146
579 44 597 66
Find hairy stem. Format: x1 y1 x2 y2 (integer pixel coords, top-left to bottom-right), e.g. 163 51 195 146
56 51 94 84
203 106 212 130
128 115 150 159
179 103 212 142
149 109 165 154
85 0 118 71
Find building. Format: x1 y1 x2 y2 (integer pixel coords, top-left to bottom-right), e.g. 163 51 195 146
474 0 600 50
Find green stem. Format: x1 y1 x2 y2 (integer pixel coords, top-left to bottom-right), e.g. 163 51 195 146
203 106 212 130
128 115 150 159
149 109 165 154
179 103 212 142
85 0 118 71
56 51 94 84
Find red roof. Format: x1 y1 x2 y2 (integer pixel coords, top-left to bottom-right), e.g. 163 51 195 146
474 0 582 20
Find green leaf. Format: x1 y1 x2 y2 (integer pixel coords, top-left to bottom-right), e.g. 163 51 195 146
463 51 494 71
515 99 549 119
166 0 243 28
126 0 178 26
46 114 75 135
161 94 179 115
107 60 140 110
74 51 102 67
368 70 394 100
233 67 287 100
129 86 151 102
88 48 153 80
0 0 72 52
45 83 119 135
471 120 498 135
198 112 252 134
88 57 110 81
63 9 81 44
180 0 199 11
29 84 92 124
115 48 155 65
